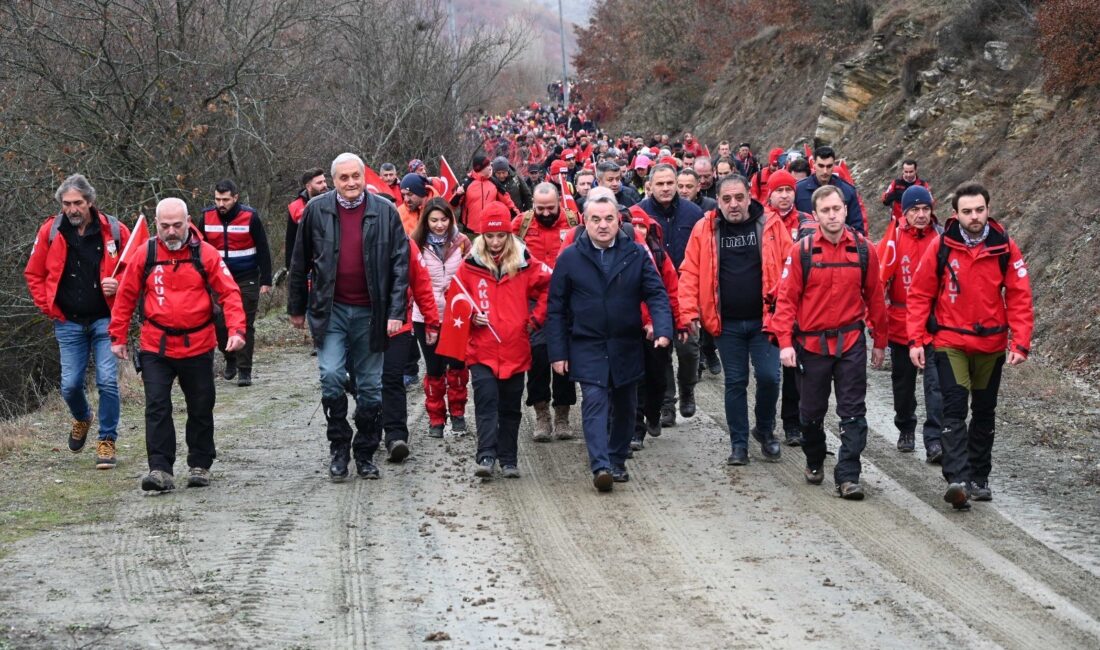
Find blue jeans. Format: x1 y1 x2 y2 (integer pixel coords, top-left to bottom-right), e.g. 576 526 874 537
54 318 119 440
318 303 384 413
714 319 780 450
580 381 637 473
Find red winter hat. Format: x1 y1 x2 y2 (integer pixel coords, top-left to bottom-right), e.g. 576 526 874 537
769 147 784 166
481 202 512 233
628 205 652 228
767 170 797 193
562 149 577 161
658 156 681 168
549 159 569 177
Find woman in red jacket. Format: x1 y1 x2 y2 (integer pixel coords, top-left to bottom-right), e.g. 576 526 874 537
457 203 550 479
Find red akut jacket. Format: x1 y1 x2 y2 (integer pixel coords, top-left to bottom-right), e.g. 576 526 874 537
772 228 888 356
108 232 246 359
770 205 817 243
511 210 579 269
460 175 518 234
881 222 940 346
24 210 133 321
906 218 1033 357
456 246 551 379
394 240 441 337
882 178 931 222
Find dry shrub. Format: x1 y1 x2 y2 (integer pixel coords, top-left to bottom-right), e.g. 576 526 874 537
1038 0 1100 93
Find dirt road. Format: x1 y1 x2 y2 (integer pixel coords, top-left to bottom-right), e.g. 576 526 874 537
2 348 1099 649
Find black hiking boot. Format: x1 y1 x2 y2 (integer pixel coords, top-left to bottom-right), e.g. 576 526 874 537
329 447 350 482
837 481 865 500
222 357 237 381
237 368 252 387
356 460 380 479
659 406 675 429
897 431 915 453
784 427 803 447
969 481 993 502
679 385 696 418
474 457 495 478
727 447 749 466
611 466 630 482
925 440 944 464
386 439 409 463
804 467 825 485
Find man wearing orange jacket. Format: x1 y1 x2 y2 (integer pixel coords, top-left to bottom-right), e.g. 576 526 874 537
679 175 793 465
25 174 132 469
109 198 246 492
906 183 1033 511
772 185 888 500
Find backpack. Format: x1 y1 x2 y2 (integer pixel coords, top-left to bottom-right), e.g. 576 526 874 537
799 227 869 287
517 208 579 239
138 237 216 356
926 230 1011 336
47 212 121 245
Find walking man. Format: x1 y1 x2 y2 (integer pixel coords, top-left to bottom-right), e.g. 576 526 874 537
906 183 1033 510
109 198 246 491
25 174 132 469
288 153 409 481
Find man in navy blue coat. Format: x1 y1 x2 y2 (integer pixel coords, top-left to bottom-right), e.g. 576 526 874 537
547 187 674 492
794 145 865 234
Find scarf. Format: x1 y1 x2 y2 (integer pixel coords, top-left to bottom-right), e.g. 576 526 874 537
337 192 365 210
960 223 990 248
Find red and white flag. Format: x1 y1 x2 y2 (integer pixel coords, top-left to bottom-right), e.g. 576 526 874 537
112 213 150 277
438 155 460 201
436 281 475 361
557 173 578 214
363 165 388 195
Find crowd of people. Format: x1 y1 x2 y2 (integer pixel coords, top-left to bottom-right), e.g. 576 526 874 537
24 100 1034 510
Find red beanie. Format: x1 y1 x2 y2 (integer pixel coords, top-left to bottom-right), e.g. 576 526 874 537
628 205 652 228
767 170 797 194
769 147 784 166
658 156 681 168
549 159 569 177
481 202 511 233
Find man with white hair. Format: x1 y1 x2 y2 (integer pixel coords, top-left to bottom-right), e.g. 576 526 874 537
109 197 246 491
288 152 410 482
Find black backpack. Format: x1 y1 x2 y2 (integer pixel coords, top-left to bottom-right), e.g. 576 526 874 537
47 212 121 245
799 227 869 287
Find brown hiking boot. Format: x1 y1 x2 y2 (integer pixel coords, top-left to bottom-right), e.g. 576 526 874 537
553 405 574 440
95 440 117 470
837 481 865 500
68 416 93 453
804 467 824 485
532 402 552 442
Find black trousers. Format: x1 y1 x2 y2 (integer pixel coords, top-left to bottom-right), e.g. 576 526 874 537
699 329 717 359
797 336 868 483
780 366 801 433
526 343 577 407
471 364 524 465
413 322 463 377
936 349 1005 484
215 269 260 370
889 342 943 443
635 344 670 438
662 332 700 408
140 350 216 474
381 331 414 444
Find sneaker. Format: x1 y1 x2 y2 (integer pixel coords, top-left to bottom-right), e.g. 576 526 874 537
837 481 864 500
593 469 613 492
68 416 93 453
329 448 350 481
356 460 380 479
222 358 237 381
705 351 722 376
804 467 824 485
237 368 252 387
925 440 944 464
386 440 409 463
629 437 644 451
611 466 630 482
659 406 675 429
94 440 117 470
897 431 915 453
970 481 993 502
474 457 495 478
501 465 520 479
187 466 211 488
450 415 467 433
428 424 445 439
727 447 748 466
944 482 971 510
141 470 174 492
784 428 803 447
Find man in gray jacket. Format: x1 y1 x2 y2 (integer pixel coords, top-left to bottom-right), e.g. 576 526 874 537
289 152 409 482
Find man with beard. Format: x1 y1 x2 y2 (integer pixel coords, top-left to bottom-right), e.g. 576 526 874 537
285 168 328 270
25 174 132 470
380 163 403 208
199 180 272 387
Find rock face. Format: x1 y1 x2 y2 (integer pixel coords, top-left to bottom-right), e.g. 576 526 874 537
984 41 1019 72
1008 79 1059 139
815 41 897 146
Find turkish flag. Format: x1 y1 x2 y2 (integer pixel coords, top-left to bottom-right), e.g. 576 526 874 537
876 217 899 284
701 144 711 160
363 165 388 196
438 156 460 201
112 213 150 277
436 281 474 362
557 173 579 214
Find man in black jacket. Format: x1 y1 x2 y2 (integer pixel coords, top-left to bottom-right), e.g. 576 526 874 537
288 153 410 482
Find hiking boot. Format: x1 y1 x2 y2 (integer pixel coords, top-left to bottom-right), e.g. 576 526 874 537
532 402 552 442
785 427 803 447
647 421 662 439
501 464 520 479
970 481 993 502
660 406 675 428
427 424 445 439
679 386 696 418
329 448 350 482
897 431 915 453
187 466 211 488
68 416 93 453
611 466 630 482
553 405 574 440
593 469 613 492
804 467 824 485
141 470 174 492
450 415 467 434
474 457 495 478
704 351 722 376
356 460 380 480
95 440 117 470
237 368 252 387
222 357 237 380
752 427 781 462
944 482 971 510
837 481 864 500
925 440 944 464
630 437 644 452
386 440 409 463
727 447 749 466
